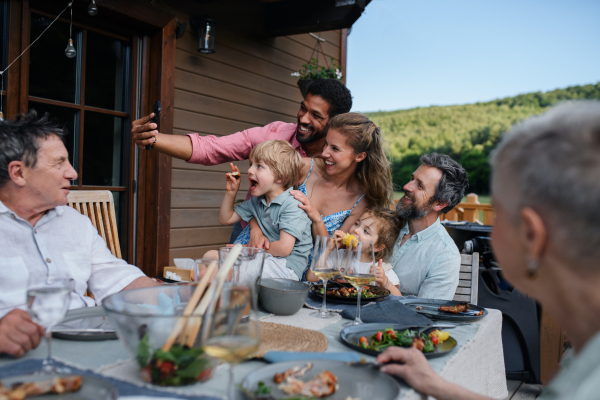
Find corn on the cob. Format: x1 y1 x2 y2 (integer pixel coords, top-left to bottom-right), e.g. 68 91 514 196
342 233 357 247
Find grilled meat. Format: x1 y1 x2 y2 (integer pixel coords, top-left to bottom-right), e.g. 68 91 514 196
438 302 470 314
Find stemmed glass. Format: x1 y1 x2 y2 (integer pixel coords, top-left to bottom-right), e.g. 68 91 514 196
202 285 260 400
342 240 376 326
27 273 72 374
310 235 340 319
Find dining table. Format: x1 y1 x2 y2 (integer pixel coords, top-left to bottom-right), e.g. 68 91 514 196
0 302 508 400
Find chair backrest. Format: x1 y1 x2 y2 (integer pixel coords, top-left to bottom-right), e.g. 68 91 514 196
67 190 122 259
453 252 479 305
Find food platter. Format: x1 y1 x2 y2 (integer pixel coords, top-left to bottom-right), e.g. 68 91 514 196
309 282 390 304
52 307 117 341
401 299 488 322
340 323 457 359
0 374 118 400
241 360 400 400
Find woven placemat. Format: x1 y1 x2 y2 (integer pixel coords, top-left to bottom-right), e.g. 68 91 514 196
256 321 328 358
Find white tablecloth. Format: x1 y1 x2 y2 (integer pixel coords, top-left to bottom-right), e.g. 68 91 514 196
0 308 507 400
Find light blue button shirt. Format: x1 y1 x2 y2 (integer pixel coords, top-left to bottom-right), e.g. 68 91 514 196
234 187 312 279
390 218 460 300
538 330 600 400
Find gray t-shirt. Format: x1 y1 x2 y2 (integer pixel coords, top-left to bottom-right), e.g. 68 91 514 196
234 187 312 279
390 219 460 300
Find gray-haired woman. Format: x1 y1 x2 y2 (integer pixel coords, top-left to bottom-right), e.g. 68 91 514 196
377 101 600 400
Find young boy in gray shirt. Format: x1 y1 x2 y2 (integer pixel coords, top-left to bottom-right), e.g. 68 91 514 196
215 140 312 280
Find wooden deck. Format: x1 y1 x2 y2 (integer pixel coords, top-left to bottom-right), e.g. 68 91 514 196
506 380 543 399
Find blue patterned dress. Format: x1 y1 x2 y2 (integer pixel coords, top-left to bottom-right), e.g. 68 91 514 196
235 158 365 280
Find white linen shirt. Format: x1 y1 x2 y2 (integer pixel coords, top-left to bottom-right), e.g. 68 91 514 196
0 200 145 318
390 218 461 300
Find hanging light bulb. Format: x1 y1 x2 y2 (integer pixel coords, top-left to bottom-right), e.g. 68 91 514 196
65 3 76 58
65 39 76 58
0 112 4 122
88 0 98 16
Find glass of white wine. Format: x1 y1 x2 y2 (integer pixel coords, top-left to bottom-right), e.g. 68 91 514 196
27 273 72 374
342 240 376 326
202 285 260 400
310 235 340 319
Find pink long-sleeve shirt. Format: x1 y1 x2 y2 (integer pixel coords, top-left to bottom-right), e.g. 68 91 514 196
186 121 306 228
186 121 305 166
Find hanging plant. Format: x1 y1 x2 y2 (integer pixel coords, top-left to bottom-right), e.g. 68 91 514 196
292 57 343 98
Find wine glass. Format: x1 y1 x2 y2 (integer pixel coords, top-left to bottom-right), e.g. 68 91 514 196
310 235 341 319
27 273 72 374
342 240 376 326
202 285 260 400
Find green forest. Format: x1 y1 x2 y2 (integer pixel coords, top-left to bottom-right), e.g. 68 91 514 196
366 82 600 194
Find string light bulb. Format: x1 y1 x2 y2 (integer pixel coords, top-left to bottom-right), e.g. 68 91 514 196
88 0 98 16
65 3 76 58
65 39 76 58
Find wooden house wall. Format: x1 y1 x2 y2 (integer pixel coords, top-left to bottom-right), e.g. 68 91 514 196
169 16 344 262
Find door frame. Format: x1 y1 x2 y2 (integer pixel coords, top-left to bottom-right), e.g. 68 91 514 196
5 0 175 277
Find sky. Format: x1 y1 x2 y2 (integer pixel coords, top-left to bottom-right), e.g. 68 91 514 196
346 0 600 112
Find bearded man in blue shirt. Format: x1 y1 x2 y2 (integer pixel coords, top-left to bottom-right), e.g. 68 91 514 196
390 153 469 300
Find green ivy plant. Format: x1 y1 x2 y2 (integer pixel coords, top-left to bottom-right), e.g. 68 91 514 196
292 57 343 80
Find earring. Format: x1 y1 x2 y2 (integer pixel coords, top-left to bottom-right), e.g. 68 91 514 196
527 259 538 278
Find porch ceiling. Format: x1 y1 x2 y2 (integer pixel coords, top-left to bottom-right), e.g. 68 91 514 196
188 0 371 37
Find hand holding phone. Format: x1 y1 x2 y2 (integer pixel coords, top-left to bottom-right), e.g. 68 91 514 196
145 100 161 150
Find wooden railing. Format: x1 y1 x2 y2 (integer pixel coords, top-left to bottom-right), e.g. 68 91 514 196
441 193 495 225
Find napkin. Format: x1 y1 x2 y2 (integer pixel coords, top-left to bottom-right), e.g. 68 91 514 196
263 351 362 363
174 258 196 281
340 299 433 327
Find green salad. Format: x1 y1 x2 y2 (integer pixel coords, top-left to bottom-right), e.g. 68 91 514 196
136 332 212 386
357 327 436 353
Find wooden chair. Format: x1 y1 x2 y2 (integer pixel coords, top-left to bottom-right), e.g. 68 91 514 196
453 252 479 304
67 190 122 259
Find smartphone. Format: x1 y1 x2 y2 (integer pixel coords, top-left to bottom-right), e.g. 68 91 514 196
145 100 161 150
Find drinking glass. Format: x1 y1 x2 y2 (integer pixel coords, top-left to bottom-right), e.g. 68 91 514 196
342 240 376 326
194 258 222 282
27 273 72 374
219 247 265 312
310 235 341 319
202 285 260 400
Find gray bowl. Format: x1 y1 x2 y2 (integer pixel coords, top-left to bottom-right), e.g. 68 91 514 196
259 278 310 315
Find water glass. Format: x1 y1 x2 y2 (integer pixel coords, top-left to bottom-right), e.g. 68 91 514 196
219 247 265 312
27 273 72 374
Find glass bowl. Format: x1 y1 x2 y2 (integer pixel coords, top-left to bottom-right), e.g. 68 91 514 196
102 285 215 386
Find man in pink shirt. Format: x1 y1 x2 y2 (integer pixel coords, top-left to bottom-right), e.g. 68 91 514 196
132 79 352 164
131 79 352 241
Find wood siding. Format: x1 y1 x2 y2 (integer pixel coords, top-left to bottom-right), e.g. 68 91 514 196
169 15 344 263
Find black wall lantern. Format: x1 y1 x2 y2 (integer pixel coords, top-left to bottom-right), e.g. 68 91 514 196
191 16 216 54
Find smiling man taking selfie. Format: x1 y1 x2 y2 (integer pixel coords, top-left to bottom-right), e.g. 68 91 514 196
131 79 352 243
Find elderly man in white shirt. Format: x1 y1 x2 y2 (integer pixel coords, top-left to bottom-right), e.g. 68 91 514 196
0 111 157 358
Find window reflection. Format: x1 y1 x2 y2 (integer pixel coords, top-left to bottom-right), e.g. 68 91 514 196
29 13 80 104
82 111 125 186
85 31 129 112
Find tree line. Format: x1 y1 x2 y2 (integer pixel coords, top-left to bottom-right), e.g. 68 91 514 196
366 82 600 194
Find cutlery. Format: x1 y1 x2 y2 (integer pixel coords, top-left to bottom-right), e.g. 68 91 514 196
52 328 116 334
419 323 456 334
346 359 381 369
